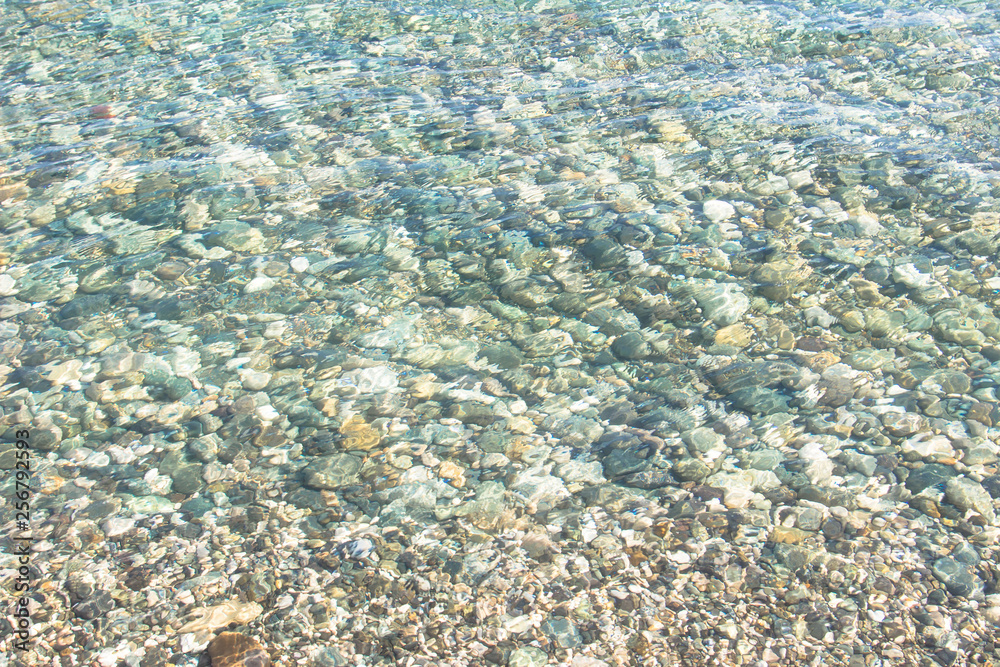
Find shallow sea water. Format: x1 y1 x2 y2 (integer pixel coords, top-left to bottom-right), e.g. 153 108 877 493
2 0 1000 665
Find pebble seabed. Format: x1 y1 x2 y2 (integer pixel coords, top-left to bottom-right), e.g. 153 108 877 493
2 0 1000 665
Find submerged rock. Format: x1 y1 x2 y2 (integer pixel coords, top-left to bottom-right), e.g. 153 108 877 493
208 632 270 667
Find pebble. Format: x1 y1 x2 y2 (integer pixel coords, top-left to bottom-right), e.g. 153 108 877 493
932 557 982 598
73 592 115 620
611 331 650 359
703 200 736 222
303 454 362 490
126 495 175 515
101 517 135 538
715 323 752 347
177 602 264 634
540 616 583 648
508 647 548 667
945 477 997 524
240 370 272 391
688 282 750 326
335 538 375 560
207 632 270 667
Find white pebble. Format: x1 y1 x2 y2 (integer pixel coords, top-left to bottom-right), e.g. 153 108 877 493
263 321 288 339
703 200 736 222
0 274 17 296
244 273 275 294
893 263 933 289
240 370 271 391
256 405 280 421
102 517 135 537
985 606 1000 625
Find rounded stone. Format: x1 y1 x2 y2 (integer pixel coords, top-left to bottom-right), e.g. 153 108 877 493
881 412 926 437
838 311 865 333
746 448 784 471
67 570 97 599
127 495 175 514
582 237 628 269
683 426 726 454
611 331 650 359
169 464 204 496
865 309 903 337
728 386 789 415
932 557 981 598
584 307 641 335
821 518 844 539
241 371 271 391
102 517 135 538
303 454 362 490
310 648 348 667
714 323 752 347
945 477 996 523
508 647 547 667
479 343 524 370
845 348 894 371
672 458 711 482
155 261 189 281
540 616 582 648
703 200 736 222
905 464 958 494
518 330 572 358
73 591 115 619
692 283 750 326
208 632 270 667
982 475 1000 499
923 370 971 395
754 261 804 302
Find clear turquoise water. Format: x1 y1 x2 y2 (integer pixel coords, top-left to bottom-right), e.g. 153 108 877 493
3 0 1000 664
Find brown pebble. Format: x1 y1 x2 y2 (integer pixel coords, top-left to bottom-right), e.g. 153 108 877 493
232 395 256 415
795 336 828 352
909 497 942 519
822 518 844 539
208 632 270 667
691 485 725 504
763 485 798 505
966 402 993 427
155 261 188 281
769 526 811 544
800 350 840 373
875 453 899 471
